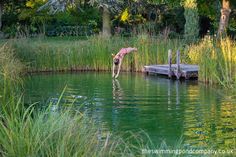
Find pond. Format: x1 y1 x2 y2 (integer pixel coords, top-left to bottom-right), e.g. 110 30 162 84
24 72 236 150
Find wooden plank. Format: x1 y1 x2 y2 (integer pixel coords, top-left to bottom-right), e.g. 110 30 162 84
144 49 198 80
176 50 180 79
145 64 198 68
168 49 172 78
144 64 198 79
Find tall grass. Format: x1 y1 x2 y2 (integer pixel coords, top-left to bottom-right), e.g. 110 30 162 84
4 34 236 88
0 43 24 82
10 35 184 73
0 42 147 156
0 101 130 157
0 43 24 111
188 36 236 88
0 43 176 157
0 94 192 157
1 39 235 156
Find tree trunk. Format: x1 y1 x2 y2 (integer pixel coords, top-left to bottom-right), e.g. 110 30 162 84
0 1 3 31
102 6 111 37
217 0 231 36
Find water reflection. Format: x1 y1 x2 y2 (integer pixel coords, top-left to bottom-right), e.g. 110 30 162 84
23 73 236 149
183 85 236 150
112 79 123 105
112 79 122 131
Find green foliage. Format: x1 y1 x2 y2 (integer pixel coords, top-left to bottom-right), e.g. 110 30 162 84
188 36 236 88
9 35 184 73
0 43 24 83
228 9 236 36
1 0 236 38
1 35 236 157
0 104 100 156
113 2 185 37
148 0 181 6
1 0 101 38
7 34 236 88
0 85 190 157
0 43 24 106
197 0 220 20
0 40 186 156
0 90 156 156
183 0 199 41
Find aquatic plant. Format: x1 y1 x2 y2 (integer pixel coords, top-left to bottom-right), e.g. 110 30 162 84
0 87 163 157
3 34 236 88
188 36 236 88
1 37 236 156
0 43 24 107
0 43 24 82
9 35 183 73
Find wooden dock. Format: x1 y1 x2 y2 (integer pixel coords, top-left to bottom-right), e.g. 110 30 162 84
144 64 199 79
143 50 199 79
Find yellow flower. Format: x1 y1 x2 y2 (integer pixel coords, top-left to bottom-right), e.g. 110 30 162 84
26 0 34 8
121 8 129 22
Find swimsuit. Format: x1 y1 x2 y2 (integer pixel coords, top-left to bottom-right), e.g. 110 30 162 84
114 48 136 61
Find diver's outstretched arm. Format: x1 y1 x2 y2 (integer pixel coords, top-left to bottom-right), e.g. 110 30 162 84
112 63 116 78
115 59 123 79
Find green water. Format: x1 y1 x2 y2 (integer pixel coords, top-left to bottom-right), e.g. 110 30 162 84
24 72 236 150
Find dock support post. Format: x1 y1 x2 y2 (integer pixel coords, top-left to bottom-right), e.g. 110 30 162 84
168 49 172 78
176 50 180 79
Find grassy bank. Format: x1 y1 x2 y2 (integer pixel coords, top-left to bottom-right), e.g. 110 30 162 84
9 35 183 72
0 44 151 157
7 35 236 88
0 90 155 156
0 98 147 157
1 39 235 156
188 37 236 88
0 44 24 109
0 44 175 157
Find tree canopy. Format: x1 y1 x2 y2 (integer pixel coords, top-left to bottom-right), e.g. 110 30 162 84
0 0 235 38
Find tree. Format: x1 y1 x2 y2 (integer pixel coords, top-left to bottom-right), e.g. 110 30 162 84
0 1 3 31
88 0 123 37
38 0 123 37
0 0 26 32
218 0 231 36
0 0 10 31
101 5 111 36
183 0 199 40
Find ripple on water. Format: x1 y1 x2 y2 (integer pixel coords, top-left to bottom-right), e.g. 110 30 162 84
24 73 236 149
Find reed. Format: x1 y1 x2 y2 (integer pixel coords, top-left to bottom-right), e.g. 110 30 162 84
9 35 184 73
0 87 190 157
0 102 102 156
1 39 229 156
4 35 236 88
0 43 24 108
0 43 165 157
188 36 236 88
0 43 24 82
